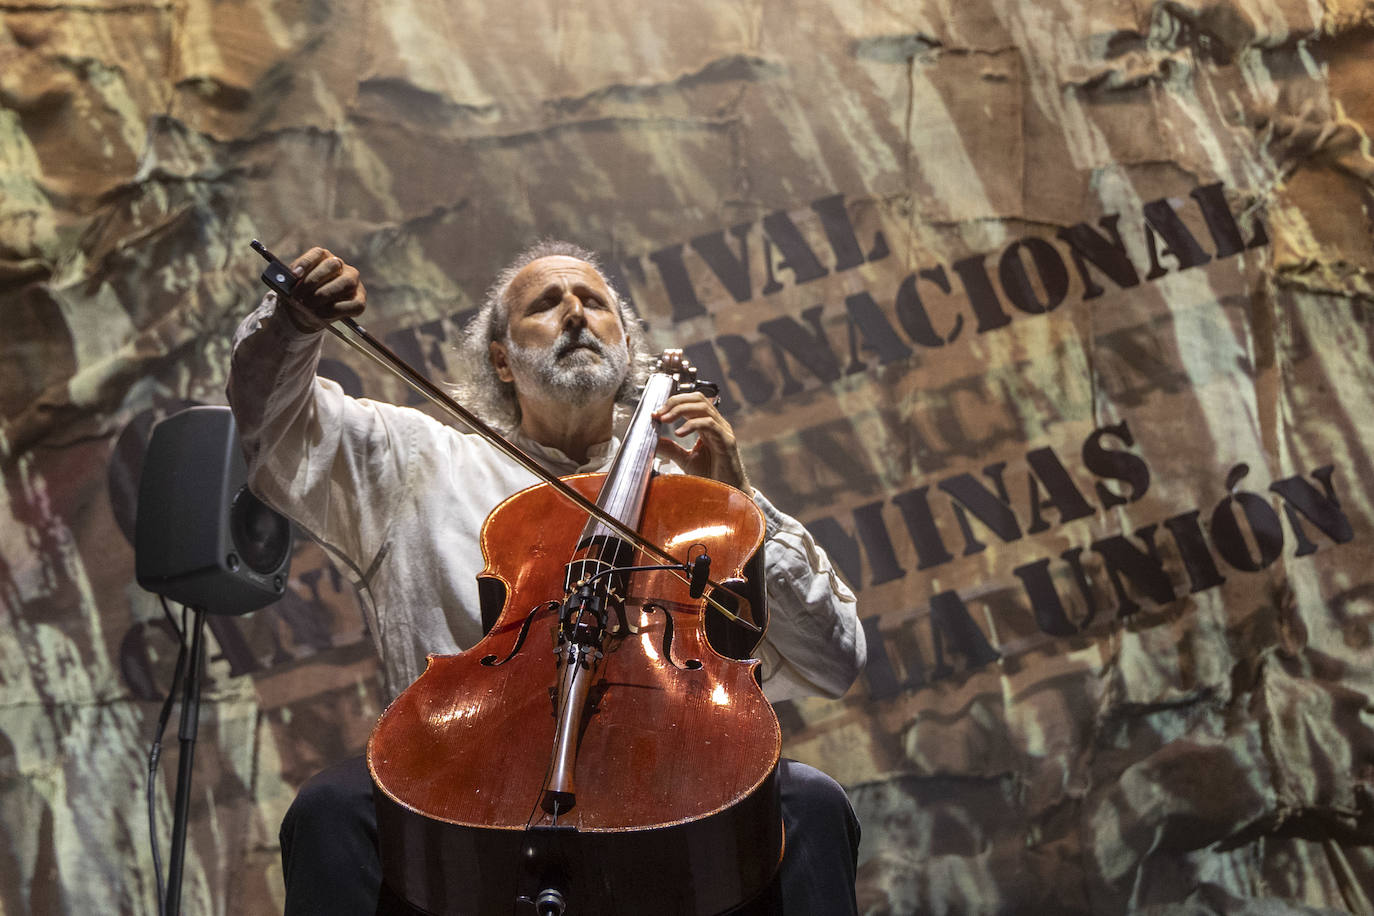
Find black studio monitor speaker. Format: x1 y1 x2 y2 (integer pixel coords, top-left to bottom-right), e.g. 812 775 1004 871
135 406 292 614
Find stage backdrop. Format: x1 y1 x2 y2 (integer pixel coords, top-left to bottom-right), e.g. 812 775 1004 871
3 0 1374 912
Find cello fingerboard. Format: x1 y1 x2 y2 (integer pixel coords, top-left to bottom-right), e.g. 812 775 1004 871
577 360 678 549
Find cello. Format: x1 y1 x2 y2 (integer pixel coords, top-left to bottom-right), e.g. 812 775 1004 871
354 344 784 915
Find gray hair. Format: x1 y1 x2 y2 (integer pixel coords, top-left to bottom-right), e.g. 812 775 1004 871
456 240 653 431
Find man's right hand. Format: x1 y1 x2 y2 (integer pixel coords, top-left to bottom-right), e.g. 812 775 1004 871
278 247 366 333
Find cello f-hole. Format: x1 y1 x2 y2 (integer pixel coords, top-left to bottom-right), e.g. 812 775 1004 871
481 601 557 667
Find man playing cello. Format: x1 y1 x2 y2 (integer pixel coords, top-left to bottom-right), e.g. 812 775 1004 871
227 240 866 914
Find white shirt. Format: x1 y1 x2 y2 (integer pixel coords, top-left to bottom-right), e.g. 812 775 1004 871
227 295 865 703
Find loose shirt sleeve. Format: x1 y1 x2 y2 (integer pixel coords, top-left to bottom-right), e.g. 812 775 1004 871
750 491 867 703
226 293 407 576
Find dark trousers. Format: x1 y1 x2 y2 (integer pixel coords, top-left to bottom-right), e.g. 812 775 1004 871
280 755 860 915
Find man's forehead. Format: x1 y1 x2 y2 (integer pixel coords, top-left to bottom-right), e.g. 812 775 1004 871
508 256 609 297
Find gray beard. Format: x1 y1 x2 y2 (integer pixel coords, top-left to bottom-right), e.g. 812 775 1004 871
504 328 630 408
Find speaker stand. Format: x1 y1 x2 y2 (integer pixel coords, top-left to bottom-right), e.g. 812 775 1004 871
164 607 208 916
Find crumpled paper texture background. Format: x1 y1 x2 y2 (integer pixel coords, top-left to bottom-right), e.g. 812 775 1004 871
3 0 1374 913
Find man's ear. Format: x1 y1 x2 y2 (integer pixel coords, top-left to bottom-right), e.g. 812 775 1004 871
490 340 514 383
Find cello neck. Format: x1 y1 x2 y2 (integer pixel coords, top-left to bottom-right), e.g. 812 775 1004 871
587 368 675 535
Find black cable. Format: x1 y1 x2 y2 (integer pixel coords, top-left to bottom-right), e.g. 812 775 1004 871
147 600 189 916
160 596 184 641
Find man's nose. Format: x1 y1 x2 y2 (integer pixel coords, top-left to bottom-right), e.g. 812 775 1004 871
559 293 587 329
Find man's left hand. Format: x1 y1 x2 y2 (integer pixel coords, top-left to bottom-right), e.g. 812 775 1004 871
653 393 751 492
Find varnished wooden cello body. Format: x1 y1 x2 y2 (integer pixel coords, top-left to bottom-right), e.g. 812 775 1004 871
366 353 784 915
